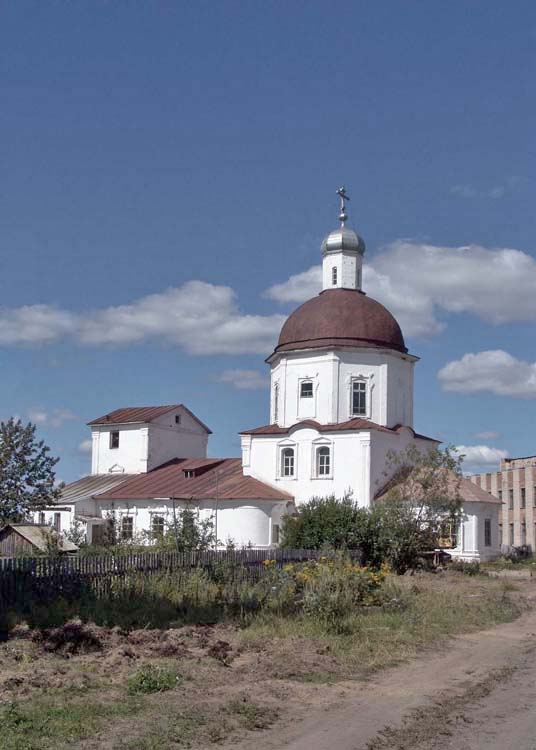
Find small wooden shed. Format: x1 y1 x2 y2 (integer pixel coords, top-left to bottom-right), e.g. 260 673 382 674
0 524 79 557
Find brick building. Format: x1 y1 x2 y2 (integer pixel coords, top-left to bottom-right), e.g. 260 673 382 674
470 455 536 550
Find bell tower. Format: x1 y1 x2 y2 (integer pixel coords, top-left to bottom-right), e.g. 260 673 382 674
321 186 365 291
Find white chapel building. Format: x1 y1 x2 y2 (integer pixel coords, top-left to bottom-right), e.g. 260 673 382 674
38 192 500 560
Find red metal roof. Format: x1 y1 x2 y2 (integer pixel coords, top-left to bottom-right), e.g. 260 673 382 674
87 404 212 433
272 289 408 357
240 419 438 442
375 469 502 505
95 457 292 502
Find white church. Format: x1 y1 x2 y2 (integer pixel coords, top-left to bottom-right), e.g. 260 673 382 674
38 191 500 561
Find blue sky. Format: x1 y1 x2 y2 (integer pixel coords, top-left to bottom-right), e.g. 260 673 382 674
1 1 535 481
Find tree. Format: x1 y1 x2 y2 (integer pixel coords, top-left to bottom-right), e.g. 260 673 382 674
0 418 62 525
373 444 464 571
281 446 463 573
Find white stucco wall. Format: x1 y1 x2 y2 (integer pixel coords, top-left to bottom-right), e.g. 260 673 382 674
243 427 370 506
270 348 416 430
449 501 501 562
322 250 362 291
33 506 75 535
243 423 439 508
94 497 287 549
91 406 209 475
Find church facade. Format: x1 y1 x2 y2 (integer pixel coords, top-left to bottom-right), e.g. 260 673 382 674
37 193 501 560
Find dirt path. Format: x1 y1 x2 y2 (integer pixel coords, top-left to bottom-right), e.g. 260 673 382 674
229 584 536 750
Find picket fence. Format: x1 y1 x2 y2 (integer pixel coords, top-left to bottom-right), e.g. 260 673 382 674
0 548 350 609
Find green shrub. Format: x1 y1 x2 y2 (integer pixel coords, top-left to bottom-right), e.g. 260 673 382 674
449 559 481 576
281 495 359 550
299 560 386 629
127 664 180 695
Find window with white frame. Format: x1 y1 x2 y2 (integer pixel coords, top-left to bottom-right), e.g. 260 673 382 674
109 431 120 449
281 447 295 477
351 379 367 416
316 446 331 476
332 266 338 285
300 380 313 398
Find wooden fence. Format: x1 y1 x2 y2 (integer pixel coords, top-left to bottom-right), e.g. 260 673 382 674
0 548 353 610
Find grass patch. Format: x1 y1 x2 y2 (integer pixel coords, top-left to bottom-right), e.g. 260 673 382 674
239 575 520 676
1 689 142 750
296 671 339 684
225 696 278 730
127 663 182 695
113 710 205 749
483 556 536 572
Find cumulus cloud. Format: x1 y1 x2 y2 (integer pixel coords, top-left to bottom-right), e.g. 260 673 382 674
0 305 76 345
265 265 322 305
27 408 78 428
438 350 536 398
0 282 285 356
78 439 92 454
265 241 536 338
215 369 269 390
454 444 509 472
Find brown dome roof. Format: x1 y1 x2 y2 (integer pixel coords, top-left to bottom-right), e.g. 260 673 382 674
273 289 407 356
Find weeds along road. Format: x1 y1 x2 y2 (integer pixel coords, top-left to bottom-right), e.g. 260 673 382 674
229 581 536 750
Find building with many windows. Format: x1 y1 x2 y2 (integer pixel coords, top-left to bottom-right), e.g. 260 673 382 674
470 455 536 550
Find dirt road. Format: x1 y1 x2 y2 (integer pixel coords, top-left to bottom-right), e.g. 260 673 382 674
230 584 536 750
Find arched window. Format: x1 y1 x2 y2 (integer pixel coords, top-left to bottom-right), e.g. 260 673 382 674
351 380 367 416
281 447 295 477
316 446 330 476
332 266 338 286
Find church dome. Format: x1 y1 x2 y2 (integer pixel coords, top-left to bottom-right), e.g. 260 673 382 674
273 289 407 356
321 226 365 255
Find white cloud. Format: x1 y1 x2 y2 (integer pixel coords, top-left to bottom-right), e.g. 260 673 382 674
215 369 269 390
473 431 500 440
264 265 322 304
27 407 77 428
27 408 48 425
4 239 536 353
265 241 536 339
0 282 285 356
454 444 509 472
450 185 477 199
438 350 536 398
0 305 76 345
78 439 92 454
450 177 522 200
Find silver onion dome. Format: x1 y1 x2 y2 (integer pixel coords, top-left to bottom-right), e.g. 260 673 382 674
321 186 366 255
321 225 366 255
